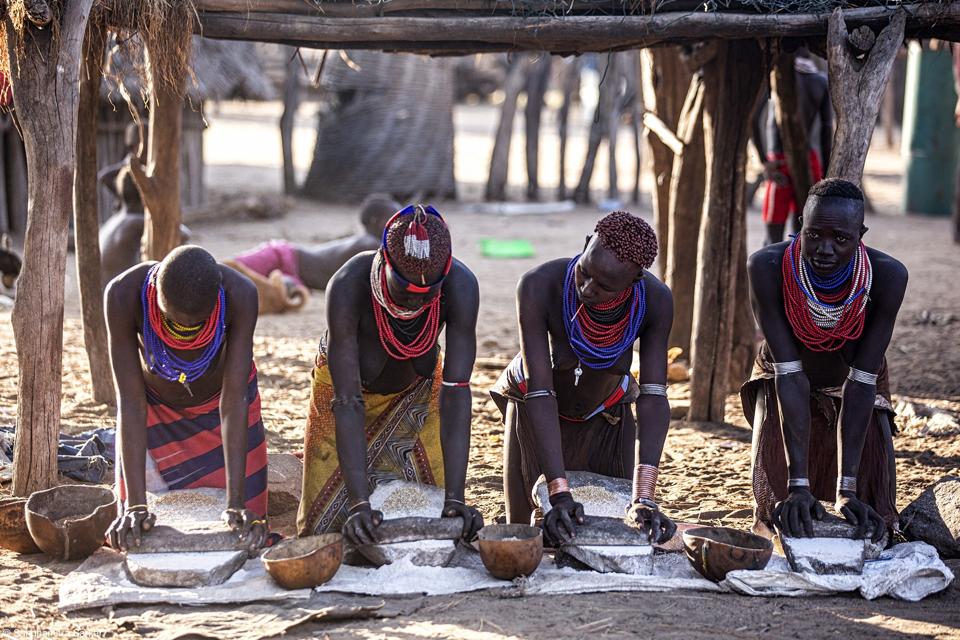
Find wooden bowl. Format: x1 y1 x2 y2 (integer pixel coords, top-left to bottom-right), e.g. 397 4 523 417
262 533 343 589
682 526 773 583
25 485 117 560
0 498 41 554
477 524 543 580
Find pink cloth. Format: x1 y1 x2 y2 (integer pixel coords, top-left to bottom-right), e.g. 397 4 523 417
232 240 303 286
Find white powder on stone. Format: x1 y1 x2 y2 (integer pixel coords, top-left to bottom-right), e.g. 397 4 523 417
369 482 445 518
127 551 243 571
785 537 864 563
578 545 653 556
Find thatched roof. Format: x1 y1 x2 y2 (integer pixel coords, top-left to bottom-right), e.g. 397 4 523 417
102 36 275 103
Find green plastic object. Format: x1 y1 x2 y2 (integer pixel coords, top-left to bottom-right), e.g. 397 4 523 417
902 42 960 217
479 238 535 259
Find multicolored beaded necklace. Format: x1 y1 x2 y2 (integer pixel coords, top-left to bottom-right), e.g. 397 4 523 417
370 249 443 360
141 264 227 395
562 255 646 382
782 237 872 352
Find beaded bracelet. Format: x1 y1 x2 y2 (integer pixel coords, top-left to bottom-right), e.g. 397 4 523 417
442 381 471 388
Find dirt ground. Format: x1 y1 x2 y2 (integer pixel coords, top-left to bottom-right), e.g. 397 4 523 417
1 100 960 639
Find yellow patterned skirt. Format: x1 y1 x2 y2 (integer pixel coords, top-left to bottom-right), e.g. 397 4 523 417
296 351 446 536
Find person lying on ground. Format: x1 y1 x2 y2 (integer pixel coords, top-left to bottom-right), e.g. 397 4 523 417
99 166 190 289
105 245 268 552
491 211 676 546
225 194 399 314
743 178 906 543
753 48 832 247
297 204 484 546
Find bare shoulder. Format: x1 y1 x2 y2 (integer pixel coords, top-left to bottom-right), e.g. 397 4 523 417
747 242 787 276
866 246 908 298
446 258 479 295
220 263 258 313
105 262 151 315
642 271 672 306
518 258 567 299
327 251 376 298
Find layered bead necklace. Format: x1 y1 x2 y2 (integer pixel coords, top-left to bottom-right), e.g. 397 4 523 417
782 237 872 352
370 250 442 360
141 264 227 395
562 255 645 382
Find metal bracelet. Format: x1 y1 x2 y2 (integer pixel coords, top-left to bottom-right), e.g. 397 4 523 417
637 384 668 397
847 367 878 386
523 389 557 400
547 477 570 496
632 464 659 502
441 380 471 388
837 476 858 494
348 499 371 513
772 360 803 376
787 477 811 489
444 498 465 505
331 394 365 410
634 497 660 512
125 503 148 512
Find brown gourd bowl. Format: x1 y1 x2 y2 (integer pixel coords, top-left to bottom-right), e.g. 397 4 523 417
262 533 343 589
477 523 543 580
0 498 41 554
25 485 117 560
682 526 773 583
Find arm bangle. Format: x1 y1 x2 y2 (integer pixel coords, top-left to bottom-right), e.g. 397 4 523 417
787 477 810 489
547 477 570 496
348 499 371 513
523 389 557 400
837 476 858 494
632 464 659 501
772 360 803 376
847 368 878 386
637 384 668 397
125 504 148 512
441 381 471 388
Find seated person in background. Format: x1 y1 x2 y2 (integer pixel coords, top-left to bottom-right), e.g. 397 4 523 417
743 178 906 542
491 211 677 545
0 233 21 293
225 194 399 314
105 246 267 551
297 205 483 546
99 166 190 288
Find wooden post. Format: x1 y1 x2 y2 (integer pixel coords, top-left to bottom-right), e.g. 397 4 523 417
130 35 191 261
75 14 115 406
485 55 526 201
688 39 767 422
7 0 96 495
523 54 551 201
556 58 579 200
280 47 301 195
772 51 813 224
665 73 706 356
826 8 907 183
640 48 690 277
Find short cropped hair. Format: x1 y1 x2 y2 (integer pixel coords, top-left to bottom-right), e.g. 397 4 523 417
156 245 221 317
360 194 401 235
809 178 864 201
115 167 144 213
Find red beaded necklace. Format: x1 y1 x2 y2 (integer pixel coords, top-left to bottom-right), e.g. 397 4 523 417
146 277 222 350
371 256 442 360
569 287 634 348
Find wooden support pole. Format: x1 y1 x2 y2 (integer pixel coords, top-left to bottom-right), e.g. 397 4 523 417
688 39 767 423
641 48 690 278
665 73 706 356
195 5 960 54
642 111 684 157
772 51 813 225
484 55 526 202
130 36 191 261
827 8 907 182
75 13 115 407
280 47 302 195
7 0 96 496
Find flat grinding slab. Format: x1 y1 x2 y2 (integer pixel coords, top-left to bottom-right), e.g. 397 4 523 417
124 550 248 588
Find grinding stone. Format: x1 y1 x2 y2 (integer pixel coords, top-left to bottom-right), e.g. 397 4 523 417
124 550 248 588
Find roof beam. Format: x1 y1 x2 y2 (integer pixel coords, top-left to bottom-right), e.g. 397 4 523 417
194 3 960 53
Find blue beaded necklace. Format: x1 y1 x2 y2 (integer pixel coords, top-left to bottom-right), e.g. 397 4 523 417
141 264 227 395
562 255 646 375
